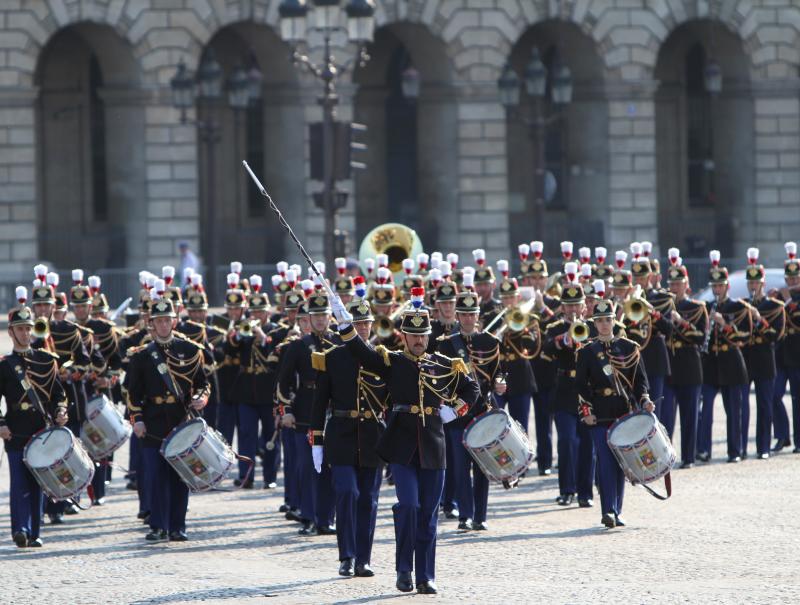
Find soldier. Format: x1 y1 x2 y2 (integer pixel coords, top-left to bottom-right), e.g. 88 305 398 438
698 252 753 463
428 281 459 350
333 258 356 306
771 242 800 453
215 286 247 445
437 291 504 531
661 263 707 468
741 249 785 459
543 283 595 507
472 250 502 328
311 297 388 577
0 293 69 547
126 296 210 542
331 292 480 595
277 292 341 535
576 299 653 529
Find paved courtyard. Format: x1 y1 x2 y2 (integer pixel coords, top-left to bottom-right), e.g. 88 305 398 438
2 385 798 605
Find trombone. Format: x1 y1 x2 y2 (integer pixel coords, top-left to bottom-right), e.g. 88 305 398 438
370 301 410 343
492 298 537 338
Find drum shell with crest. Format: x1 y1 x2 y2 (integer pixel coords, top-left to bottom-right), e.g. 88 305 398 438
462 408 534 483
160 417 236 492
24 426 95 500
607 410 676 485
80 393 132 460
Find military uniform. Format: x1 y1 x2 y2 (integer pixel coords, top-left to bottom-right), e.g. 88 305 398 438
214 290 248 445
1 303 68 547
311 299 388 575
126 298 210 542
543 283 595 506
337 305 479 592
698 261 753 463
772 247 800 452
576 300 650 528
437 291 501 530
661 265 707 466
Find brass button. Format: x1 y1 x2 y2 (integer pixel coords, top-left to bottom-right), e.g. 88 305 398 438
569 370 576 378
410 405 420 414
424 406 433 415
350 410 359 418
20 402 30 411
603 388 613 396
155 396 163 404
674 341 683 349
364 410 373 419
721 344 729 352
755 337 763 344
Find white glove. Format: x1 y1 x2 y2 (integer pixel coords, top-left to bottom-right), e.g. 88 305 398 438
330 295 353 326
312 445 324 474
440 405 458 423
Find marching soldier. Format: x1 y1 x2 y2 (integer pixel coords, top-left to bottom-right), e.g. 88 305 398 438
311 298 388 577
277 292 341 535
698 252 753 463
126 296 210 542
1 294 69 547
472 251 502 328
427 282 459 351
215 287 247 445
576 299 653 529
661 263 707 468
331 291 480 595
543 283 595 507
741 249 785 459
437 291 504 531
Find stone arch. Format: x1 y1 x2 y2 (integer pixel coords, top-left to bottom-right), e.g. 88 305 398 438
197 21 302 269
655 19 753 257
353 21 458 251
35 21 146 269
505 19 609 252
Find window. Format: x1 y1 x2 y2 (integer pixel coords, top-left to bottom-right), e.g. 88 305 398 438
89 54 109 221
541 46 568 209
686 43 714 206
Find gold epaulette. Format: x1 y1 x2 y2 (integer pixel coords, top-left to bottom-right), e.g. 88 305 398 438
451 357 469 376
436 333 452 341
375 344 391 367
311 351 326 372
126 344 147 357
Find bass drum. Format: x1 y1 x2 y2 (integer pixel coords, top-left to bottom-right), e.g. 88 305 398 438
24 426 95 500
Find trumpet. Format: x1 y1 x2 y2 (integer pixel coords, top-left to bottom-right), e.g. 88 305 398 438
569 319 590 343
623 285 654 322
493 298 537 338
33 317 50 339
236 319 261 339
370 301 410 343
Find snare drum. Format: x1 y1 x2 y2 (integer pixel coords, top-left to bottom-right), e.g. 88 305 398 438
24 426 95 500
80 394 131 460
160 417 236 492
462 409 534 484
607 410 676 485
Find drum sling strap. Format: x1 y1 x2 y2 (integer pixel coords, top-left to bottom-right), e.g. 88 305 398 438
10 353 51 424
146 341 184 401
641 473 672 500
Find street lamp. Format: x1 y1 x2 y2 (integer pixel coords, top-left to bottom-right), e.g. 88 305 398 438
278 0 376 271
498 47 573 240
169 53 261 302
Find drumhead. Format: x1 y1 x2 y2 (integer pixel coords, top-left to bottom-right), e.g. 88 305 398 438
25 428 73 467
163 419 205 457
608 413 654 446
85 394 110 417
465 412 508 448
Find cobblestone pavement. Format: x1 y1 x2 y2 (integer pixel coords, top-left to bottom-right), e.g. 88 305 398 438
2 392 799 605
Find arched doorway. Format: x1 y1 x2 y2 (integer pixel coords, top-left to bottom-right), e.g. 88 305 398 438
655 20 753 257
505 21 609 254
197 22 303 266
36 23 145 269
353 23 456 252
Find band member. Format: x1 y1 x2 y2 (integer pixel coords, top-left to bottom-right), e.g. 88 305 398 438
126 297 210 542
544 283 595 507
311 298 388 577
277 292 340 535
230 287 278 488
661 263 707 468
370 282 403 351
437 291 503 531
472 250 502 327
698 253 753 463
0 295 68 547
332 292 480 595
576 299 653 528
215 285 247 444
741 250 785 459
772 242 800 453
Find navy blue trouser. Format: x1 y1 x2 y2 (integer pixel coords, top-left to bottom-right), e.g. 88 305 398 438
772 366 800 446
389 461 445 584
648 375 665 414
90 459 106 501
531 388 554 471
500 392 532 435
331 465 382 563
740 379 774 456
293 431 335 527
441 424 458 512
237 404 278 483
7 449 43 540
554 411 595 500
281 427 298 508
589 426 625 516
661 383 700 464
448 425 489 523
699 384 744 459
142 446 189 533
203 399 219 431
216 402 237 447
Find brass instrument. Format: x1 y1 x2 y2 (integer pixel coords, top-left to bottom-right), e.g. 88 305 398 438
236 319 261 339
545 272 562 298
370 301 411 343
493 298 538 338
569 319 590 343
33 317 50 339
358 223 424 276
623 285 654 322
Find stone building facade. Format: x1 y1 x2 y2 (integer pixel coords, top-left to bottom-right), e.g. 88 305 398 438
1 0 799 280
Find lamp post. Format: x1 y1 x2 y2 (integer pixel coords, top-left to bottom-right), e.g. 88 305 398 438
278 0 376 271
498 48 572 240
170 51 259 302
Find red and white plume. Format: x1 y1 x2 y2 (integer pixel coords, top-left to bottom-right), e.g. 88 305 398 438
402 258 415 275
72 269 84 285
145 274 157 290
440 263 452 279
593 279 606 298
578 247 591 264
518 243 530 262
16 286 27 304
560 241 573 260
531 241 543 260
615 251 627 269
786 242 797 260
335 257 347 275
462 271 474 290
285 269 297 288
642 241 653 257
564 262 578 283
162 265 175 286
594 247 607 264
182 267 194 285
230 261 242 275
250 275 262 292
668 248 680 265
300 279 314 297
227 272 239 289
191 274 204 292
364 258 375 275
496 259 509 278
580 263 592 279
472 249 486 267
428 268 442 288
377 266 391 285
88 275 101 295
747 248 759 265
271 275 283 291
276 261 288 277
154 279 166 297
630 242 642 260
709 250 721 267
376 254 388 269
46 272 59 288
447 253 459 269
416 253 429 271
34 264 47 282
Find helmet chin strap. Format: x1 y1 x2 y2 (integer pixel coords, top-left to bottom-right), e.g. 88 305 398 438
9 327 31 351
